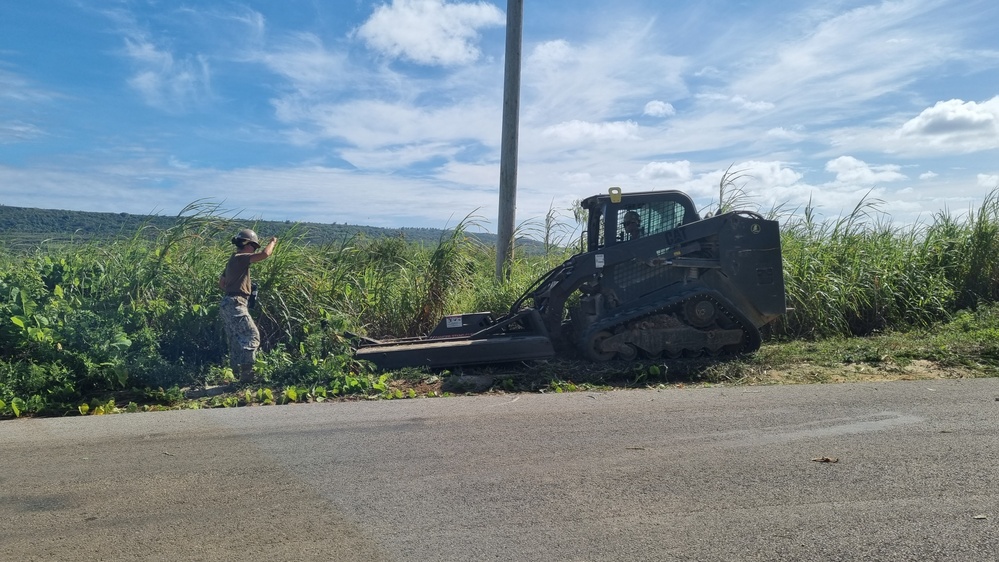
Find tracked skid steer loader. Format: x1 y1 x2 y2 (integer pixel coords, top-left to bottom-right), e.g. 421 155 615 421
353 189 786 370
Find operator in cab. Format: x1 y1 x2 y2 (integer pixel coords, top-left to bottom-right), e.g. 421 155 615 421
622 210 643 241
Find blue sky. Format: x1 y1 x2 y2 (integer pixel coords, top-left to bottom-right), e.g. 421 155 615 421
2 0 998 231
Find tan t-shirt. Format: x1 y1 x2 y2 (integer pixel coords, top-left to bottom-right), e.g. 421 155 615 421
221 253 254 297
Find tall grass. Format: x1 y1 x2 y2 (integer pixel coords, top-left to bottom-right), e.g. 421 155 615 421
926 191 999 308
4 189 999 415
776 191 999 338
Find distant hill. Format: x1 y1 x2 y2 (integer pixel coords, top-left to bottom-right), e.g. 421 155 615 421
0 204 547 253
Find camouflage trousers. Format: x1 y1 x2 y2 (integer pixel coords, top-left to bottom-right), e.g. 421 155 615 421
220 296 260 370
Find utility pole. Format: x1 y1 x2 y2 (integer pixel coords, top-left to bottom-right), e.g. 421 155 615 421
496 0 523 280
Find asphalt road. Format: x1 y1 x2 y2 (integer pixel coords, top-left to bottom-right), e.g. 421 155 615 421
2 379 997 561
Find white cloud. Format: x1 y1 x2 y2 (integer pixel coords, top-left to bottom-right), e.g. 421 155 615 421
280 97 499 150
919 171 938 180
726 1 969 124
697 92 774 112
737 160 804 188
355 0 504 66
0 121 45 143
542 120 640 142
521 29 686 126
644 100 675 117
221 7 266 44
341 141 461 170
638 160 691 181
252 31 508 166
257 33 348 96
679 161 804 210
122 36 212 112
167 156 191 169
978 173 999 188
765 127 805 142
436 161 501 193
732 95 775 112
894 97 999 153
825 156 906 185
529 39 572 69
0 163 185 215
694 66 722 79
96 4 277 111
0 68 58 103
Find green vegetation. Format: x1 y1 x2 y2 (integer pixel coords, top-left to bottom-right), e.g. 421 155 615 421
3 192 999 418
777 192 999 338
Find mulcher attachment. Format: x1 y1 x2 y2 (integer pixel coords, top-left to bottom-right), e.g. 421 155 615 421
353 308 555 371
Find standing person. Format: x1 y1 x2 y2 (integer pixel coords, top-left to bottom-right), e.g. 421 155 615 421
218 228 277 383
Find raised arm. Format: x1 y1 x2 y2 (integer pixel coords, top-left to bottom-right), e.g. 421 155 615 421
250 236 277 263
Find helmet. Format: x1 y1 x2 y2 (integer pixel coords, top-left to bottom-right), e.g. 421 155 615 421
232 228 260 248
623 211 640 225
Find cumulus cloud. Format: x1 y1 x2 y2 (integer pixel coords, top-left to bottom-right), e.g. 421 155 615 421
895 97 999 153
919 171 938 180
638 160 691 181
356 0 504 66
542 120 640 142
825 155 906 185
644 100 675 118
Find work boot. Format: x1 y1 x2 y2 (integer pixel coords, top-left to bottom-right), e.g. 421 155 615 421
238 364 255 384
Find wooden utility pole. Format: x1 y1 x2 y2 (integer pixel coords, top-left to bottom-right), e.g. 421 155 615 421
496 0 523 280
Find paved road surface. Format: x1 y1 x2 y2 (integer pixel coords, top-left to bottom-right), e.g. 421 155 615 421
2 379 997 561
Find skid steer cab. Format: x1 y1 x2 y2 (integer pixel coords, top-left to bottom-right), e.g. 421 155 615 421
353 188 786 370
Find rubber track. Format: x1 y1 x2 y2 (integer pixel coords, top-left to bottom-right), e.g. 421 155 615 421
577 289 762 359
